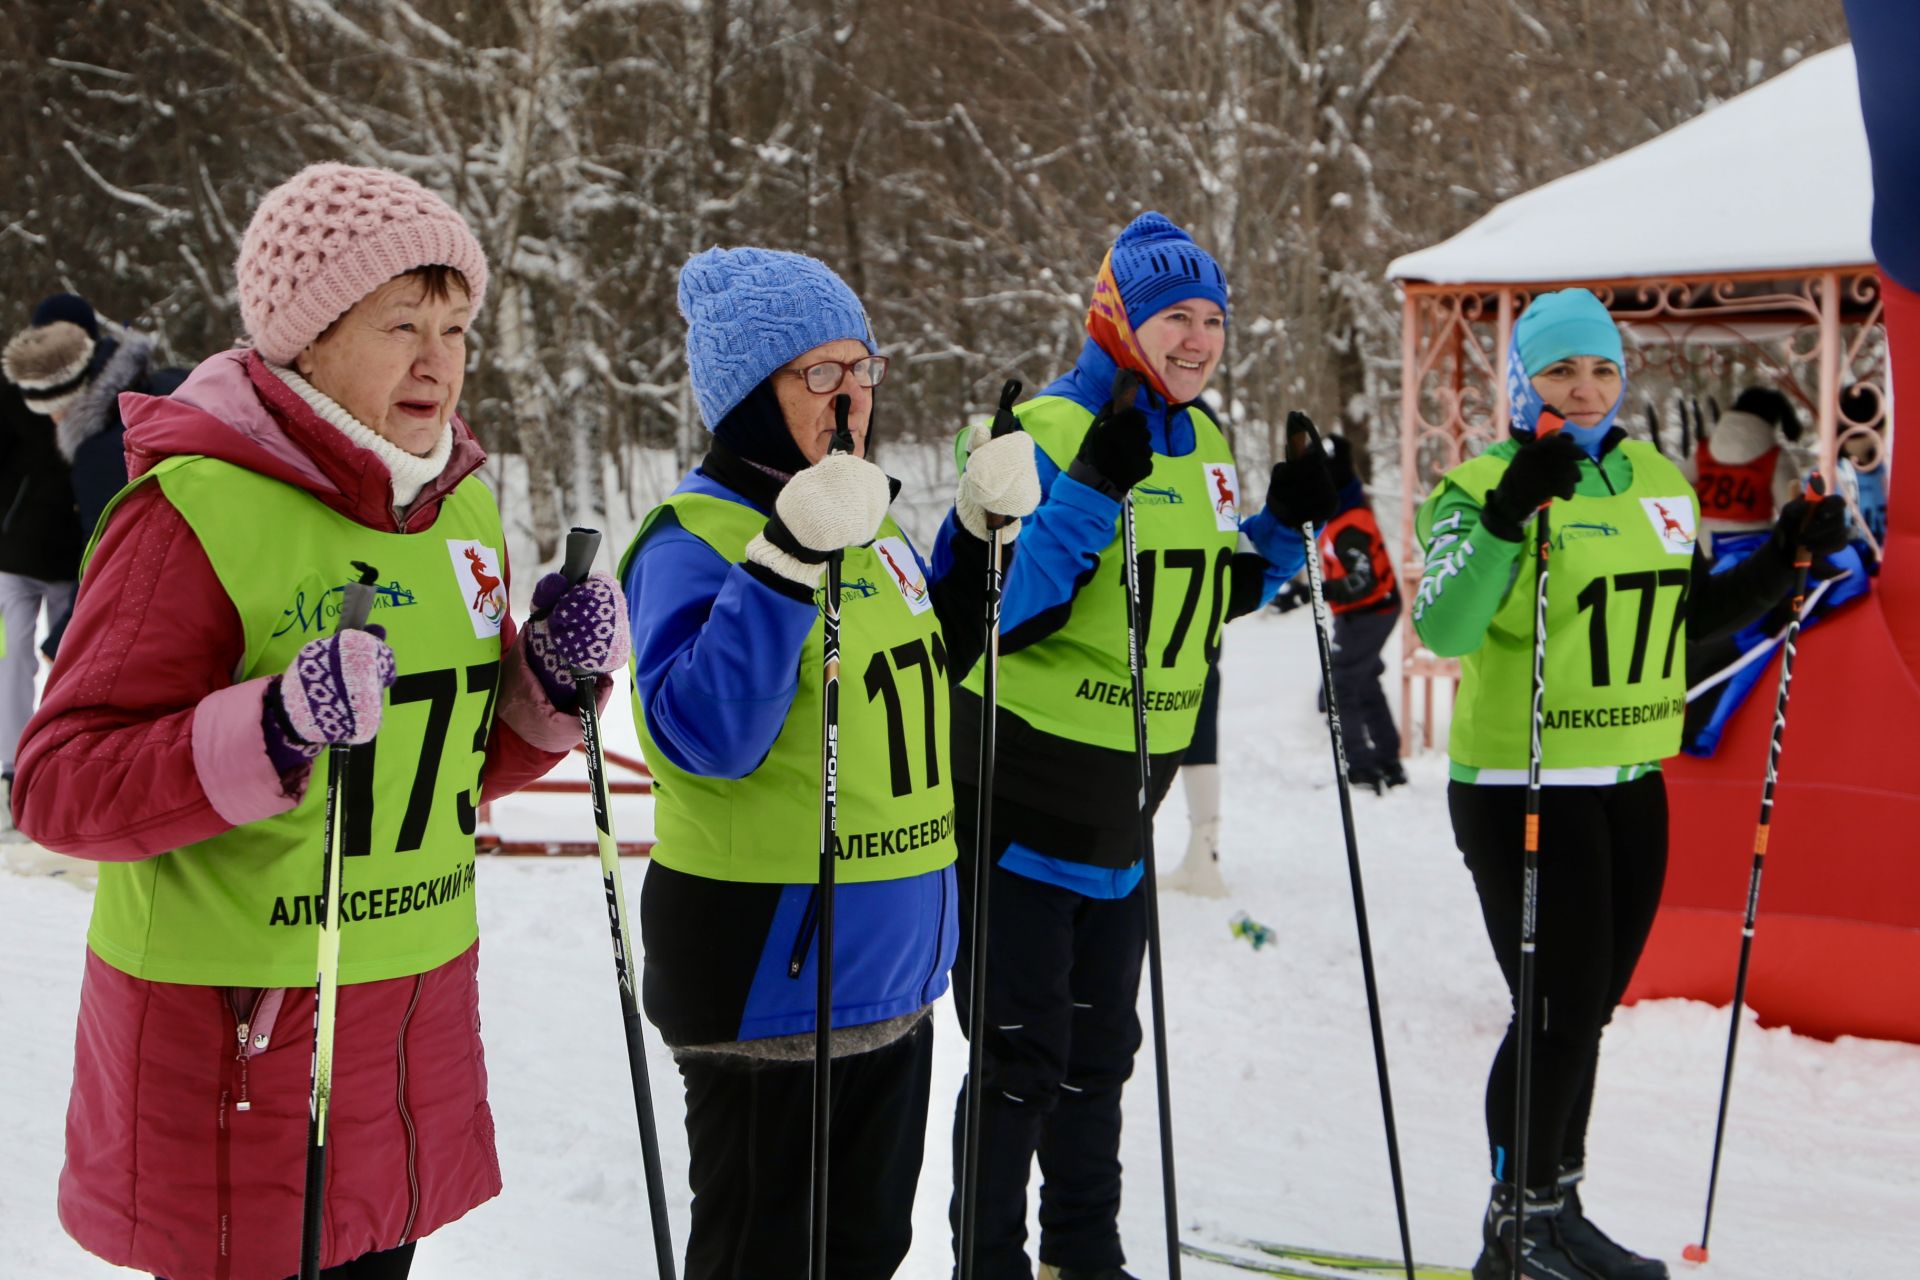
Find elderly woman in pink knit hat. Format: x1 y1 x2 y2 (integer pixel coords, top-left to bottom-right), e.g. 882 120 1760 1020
13 163 629 1280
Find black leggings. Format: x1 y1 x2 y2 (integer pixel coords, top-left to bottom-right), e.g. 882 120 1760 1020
677 1019 935 1280
949 834 1148 1277
1450 773 1668 1189
159 1241 415 1280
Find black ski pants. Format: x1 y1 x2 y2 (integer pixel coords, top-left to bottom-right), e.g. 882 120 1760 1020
1450 773 1668 1190
950 834 1148 1278
677 1017 934 1280
1330 606 1401 773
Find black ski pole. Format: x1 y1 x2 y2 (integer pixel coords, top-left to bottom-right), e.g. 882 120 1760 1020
1285 414 1418 1280
301 561 379 1280
958 379 1023 1280
809 395 855 1280
549 527 677 1279
1111 368 1184 1280
1511 409 1566 1280
1683 475 1826 1266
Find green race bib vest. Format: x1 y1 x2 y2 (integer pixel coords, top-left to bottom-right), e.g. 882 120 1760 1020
621 494 956 884
965 396 1242 753
87 457 506 987
1437 440 1700 770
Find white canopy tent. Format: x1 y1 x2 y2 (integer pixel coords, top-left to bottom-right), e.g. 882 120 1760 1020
1388 43 1872 285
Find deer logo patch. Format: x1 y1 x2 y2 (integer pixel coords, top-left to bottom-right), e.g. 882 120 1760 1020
448 540 508 636
871 536 933 615
1205 462 1241 531
1639 497 1697 556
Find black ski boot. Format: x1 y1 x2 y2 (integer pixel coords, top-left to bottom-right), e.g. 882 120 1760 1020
1469 1181 1600 1280
1348 764 1387 795
1554 1165 1670 1280
1380 759 1409 789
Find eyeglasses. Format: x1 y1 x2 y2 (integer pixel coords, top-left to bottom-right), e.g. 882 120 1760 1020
781 354 890 395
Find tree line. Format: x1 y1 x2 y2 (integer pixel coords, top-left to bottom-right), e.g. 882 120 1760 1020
0 0 1848 555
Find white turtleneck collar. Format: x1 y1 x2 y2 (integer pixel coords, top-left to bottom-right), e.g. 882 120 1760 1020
267 363 454 509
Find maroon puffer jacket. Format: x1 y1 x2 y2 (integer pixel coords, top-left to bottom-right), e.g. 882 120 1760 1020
61 945 499 1280
18 350 601 1279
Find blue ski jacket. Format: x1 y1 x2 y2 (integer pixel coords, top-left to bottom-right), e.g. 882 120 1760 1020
935 340 1307 898
622 448 980 1046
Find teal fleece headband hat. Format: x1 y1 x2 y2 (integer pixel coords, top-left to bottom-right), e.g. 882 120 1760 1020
1514 289 1623 374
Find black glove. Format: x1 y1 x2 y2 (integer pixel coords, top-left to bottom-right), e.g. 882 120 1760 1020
1068 371 1153 498
1771 493 1848 560
1270 578 1310 614
1267 411 1340 527
1482 430 1585 540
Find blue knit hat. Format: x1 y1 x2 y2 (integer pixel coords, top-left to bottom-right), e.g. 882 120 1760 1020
1514 289 1622 375
1109 212 1229 327
678 246 874 429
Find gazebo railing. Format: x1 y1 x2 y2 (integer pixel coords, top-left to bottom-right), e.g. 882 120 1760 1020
1393 268 1888 754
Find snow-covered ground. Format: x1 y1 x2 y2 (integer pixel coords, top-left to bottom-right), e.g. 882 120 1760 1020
5 610 1918 1279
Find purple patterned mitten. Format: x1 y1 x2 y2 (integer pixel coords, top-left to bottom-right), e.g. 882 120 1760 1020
278 626 398 746
263 678 324 777
525 570 631 711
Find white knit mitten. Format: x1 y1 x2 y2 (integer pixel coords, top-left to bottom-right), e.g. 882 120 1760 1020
746 453 892 588
955 422 1041 541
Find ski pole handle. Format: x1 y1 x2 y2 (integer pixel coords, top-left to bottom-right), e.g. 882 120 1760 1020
561 527 602 586
1785 472 1827 607
1108 368 1140 417
1792 472 1827 564
526 529 603 628
972 380 1029 534
990 379 1024 439
1283 408 1319 463
338 561 379 634
831 393 855 456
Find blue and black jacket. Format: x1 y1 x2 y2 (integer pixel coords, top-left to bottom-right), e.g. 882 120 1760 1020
622 442 992 1048
934 340 1308 895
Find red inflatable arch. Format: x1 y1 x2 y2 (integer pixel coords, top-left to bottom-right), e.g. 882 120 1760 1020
1630 275 1918 1043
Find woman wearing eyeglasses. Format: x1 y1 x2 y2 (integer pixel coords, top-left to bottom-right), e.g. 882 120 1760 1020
617 245 1040 1279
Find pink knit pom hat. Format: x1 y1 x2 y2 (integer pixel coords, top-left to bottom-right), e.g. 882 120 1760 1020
235 163 489 364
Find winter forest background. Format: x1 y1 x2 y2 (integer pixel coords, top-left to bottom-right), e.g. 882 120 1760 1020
0 0 1850 559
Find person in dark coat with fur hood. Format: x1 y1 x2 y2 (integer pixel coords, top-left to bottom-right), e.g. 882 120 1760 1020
0 373 81 836
2 293 186 660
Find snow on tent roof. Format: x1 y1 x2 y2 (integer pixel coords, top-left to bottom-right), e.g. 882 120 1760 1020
1388 44 1871 285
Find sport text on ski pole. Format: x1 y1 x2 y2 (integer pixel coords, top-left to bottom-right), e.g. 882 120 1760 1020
809 393 855 1280
552 526 678 1279
1286 412 1418 1280
302 560 379 1280
1111 367 1185 1280
959 378 1022 1280
1682 473 1827 1266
